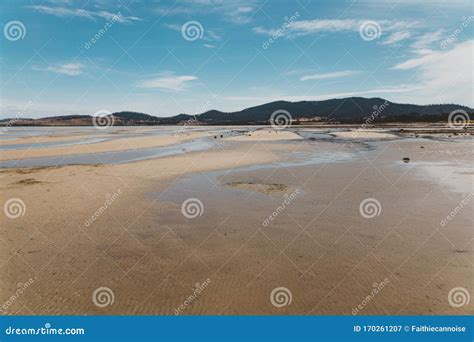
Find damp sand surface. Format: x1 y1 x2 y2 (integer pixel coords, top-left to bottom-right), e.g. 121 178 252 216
0 126 472 315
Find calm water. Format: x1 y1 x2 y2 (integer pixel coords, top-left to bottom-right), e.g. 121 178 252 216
0 138 214 168
1 126 375 168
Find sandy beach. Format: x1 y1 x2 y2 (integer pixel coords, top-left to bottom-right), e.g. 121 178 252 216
0 126 472 315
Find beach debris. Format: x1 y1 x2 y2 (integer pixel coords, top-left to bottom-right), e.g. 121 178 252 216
403 157 410 163
224 181 289 194
11 178 45 186
420 146 424 149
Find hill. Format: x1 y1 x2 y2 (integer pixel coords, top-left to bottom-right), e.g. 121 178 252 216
2 97 472 126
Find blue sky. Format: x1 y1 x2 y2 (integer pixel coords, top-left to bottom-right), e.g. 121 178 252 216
1 0 472 118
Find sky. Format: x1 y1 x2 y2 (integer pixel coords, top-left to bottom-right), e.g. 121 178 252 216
0 0 473 118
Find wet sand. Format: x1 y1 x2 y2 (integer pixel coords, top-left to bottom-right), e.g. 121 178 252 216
0 131 214 161
0 126 472 315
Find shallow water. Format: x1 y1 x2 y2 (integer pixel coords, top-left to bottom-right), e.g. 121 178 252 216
152 139 365 207
0 138 214 168
0 137 111 150
0 126 383 168
410 161 474 194
293 130 335 140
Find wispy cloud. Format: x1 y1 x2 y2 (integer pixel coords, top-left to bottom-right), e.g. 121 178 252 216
33 62 85 76
391 54 437 70
290 19 361 34
137 75 198 91
254 19 419 37
28 5 140 23
157 0 257 24
391 40 473 106
300 70 360 81
382 31 411 45
252 27 277 35
410 29 445 53
391 29 449 70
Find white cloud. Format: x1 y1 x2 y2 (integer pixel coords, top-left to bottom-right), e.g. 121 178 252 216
34 63 84 76
391 40 473 106
391 30 460 70
157 0 256 24
254 19 419 37
391 53 438 70
290 19 358 34
252 27 275 35
410 29 445 52
29 5 140 23
237 6 253 13
137 75 198 91
300 70 360 81
382 31 411 45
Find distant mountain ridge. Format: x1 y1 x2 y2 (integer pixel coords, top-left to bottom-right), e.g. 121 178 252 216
2 97 472 126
